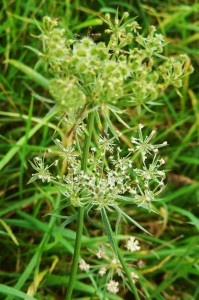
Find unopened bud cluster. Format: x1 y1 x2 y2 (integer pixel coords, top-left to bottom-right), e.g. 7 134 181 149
35 13 193 113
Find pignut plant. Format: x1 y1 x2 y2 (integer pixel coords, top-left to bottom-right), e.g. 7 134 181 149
21 12 192 299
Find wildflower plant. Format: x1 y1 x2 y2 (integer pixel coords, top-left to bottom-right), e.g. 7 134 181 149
78 238 141 296
12 10 193 299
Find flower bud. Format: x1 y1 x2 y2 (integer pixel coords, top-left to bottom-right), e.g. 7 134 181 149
123 12 129 19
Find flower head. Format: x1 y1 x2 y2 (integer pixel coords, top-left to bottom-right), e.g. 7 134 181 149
79 259 90 271
28 156 54 184
96 248 106 259
131 272 139 283
99 267 107 277
130 124 167 161
126 236 141 253
106 280 119 294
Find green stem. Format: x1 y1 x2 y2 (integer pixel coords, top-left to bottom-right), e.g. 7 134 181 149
81 112 95 172
117 246 140 300
102 208 140 300
65 111 94 300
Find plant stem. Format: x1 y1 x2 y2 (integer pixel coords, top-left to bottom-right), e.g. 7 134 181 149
102 208 140 300
117 246 140 300
65 206 84 300
65 111 94 300
81 112 95 172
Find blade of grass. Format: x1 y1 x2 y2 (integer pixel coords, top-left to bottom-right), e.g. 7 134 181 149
7 59 50 89
0 284 37 300
0 106 56 171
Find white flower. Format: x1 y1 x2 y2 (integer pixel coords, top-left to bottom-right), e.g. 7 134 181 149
35 156 41 161
128 21 142 32
131 272 139 283
98 135 115 153
126 236 141 252
134 154 166 184
131 124 167 161
106 280 119 294
134 183 165 208
96 249 106 259
111 258 120 266
79 259 90 271
99 267 107 277
29 157 53 184
54 160 58 166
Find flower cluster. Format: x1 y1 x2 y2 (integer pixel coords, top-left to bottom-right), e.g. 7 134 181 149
28 156 56 184
130 124 167 208
130 124 167 162
29 125 167 210
34 13 193 113
78 238 141 294
158 55 192 89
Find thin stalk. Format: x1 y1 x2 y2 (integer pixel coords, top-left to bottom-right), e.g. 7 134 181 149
65 111 94 300
102 208 140 300
117 246 140 300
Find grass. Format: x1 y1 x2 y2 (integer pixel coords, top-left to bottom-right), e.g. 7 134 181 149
0 0 198 299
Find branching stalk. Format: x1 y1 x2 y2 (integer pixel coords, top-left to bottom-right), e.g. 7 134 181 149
102 208 140 300
65 111 94 300
117 246 140 300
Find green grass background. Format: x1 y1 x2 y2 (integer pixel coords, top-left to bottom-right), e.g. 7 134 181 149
0 0 198 299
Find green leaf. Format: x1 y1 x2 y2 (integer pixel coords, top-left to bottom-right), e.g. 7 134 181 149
59 215 77 229
0 284 37 300
24 45 43 56
101 207 118 254
0 219 19 245
114 206 151 235
85 204 102 229
177 156 199 165
115 213 122 235
7 59 49 89
169 205 199 231
103 109 119 139
164 183 199 202
120 17 137 29
0 107 56 171
32 91 54 104
73 18 103 30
